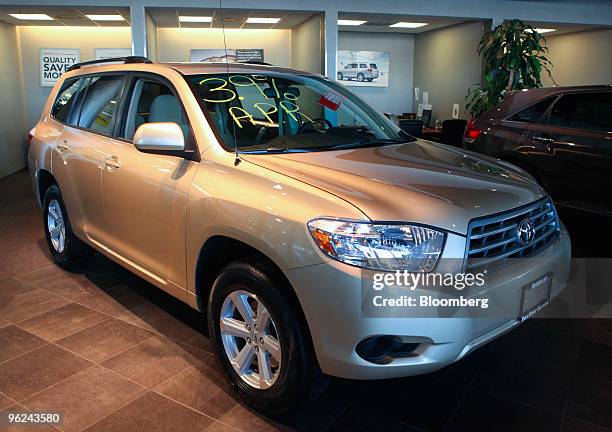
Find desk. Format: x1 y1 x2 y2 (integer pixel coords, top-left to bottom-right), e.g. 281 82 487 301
422 127 442 139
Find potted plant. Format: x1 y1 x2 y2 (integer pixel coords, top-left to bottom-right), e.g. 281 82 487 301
466 19 556 120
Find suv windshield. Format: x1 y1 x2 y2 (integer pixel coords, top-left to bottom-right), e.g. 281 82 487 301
187 72 411 153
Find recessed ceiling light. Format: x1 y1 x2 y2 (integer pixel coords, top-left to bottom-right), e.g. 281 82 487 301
246 17 280 24
338 19 367 26
526 28 556 34
86 14 125 21
389 22 428 28
178 15 213 23
9 13 54 20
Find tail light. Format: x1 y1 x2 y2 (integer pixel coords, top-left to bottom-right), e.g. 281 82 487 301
368 68 372 72
27 128 36 152
464 119 481 144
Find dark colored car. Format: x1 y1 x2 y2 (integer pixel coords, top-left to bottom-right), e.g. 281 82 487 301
464 86 612 216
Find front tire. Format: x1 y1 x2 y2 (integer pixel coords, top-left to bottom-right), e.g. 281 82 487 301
208 260 328 413
337 72 343 80
43 184 90 269
357 73 365 82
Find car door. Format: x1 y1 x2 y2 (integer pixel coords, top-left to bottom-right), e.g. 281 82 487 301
99 74 198 294
525 92 611 213
346 64 356 79
51 76 113 241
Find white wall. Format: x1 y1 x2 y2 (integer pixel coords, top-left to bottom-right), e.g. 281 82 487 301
542 29 612 86
18 26 132 130
338 32 415 115
156 28 291 67
0 21 27 178
291 15 323 74
413 21 484 122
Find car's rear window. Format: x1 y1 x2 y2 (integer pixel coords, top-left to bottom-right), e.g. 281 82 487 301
51 78 85 124
507 96 557 123
369 64 377 68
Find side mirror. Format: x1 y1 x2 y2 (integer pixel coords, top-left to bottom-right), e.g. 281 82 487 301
134 122 185 152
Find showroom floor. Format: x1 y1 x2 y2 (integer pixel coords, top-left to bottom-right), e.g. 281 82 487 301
1 170 611 432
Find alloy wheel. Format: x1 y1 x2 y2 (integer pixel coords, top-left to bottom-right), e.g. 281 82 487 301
47 199 66 253
220 289 282 389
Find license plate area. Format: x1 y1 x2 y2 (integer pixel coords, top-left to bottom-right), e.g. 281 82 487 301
518 272 552 322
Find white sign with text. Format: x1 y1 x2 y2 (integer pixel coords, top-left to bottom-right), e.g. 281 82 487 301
40 48 80 87
95 48 132 60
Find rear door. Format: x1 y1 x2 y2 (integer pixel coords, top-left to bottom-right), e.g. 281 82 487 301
51 76 117 241
526 91 611 213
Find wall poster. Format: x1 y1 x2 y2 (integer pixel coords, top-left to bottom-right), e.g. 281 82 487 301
190 49 264 63
40 48 80 87
337 50 389 88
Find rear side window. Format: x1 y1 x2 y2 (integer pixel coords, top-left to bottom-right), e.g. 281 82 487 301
549 92 612 132
51 78 85 124
78 75 126 135
359 63 367 68
508 96 556 123
369 63 377 68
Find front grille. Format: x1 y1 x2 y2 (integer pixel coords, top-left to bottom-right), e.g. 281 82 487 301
465 198 559 272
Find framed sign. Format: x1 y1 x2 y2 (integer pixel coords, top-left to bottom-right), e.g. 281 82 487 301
40 48 80 87
95 48 132 60
337 50 390 88
190 49 264 63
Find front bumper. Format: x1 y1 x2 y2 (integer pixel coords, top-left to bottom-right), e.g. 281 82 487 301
285 223 571 380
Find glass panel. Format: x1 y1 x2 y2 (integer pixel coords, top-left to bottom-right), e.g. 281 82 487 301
189 71 410 152
51 78 84 124
78 75 125 135
122 79 189 142
508 96 556 123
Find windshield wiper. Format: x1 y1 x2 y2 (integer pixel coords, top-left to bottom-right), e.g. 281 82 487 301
240 147 308 154
326 138 407 151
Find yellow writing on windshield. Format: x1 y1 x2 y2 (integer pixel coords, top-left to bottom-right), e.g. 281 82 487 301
200 75 313 128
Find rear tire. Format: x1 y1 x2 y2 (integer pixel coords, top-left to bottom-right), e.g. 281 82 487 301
43 184 91 269
208 259 328 413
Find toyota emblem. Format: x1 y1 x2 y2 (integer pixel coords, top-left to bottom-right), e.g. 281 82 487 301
517 218 536 245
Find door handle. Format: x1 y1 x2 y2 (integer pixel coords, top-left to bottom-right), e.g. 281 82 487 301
57 140 69 151
533 135 555 143
104 156 121 169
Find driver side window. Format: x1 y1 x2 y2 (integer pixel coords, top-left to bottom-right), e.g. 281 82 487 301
122 78 190 143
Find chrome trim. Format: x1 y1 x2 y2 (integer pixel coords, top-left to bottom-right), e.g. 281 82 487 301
465 198 559 272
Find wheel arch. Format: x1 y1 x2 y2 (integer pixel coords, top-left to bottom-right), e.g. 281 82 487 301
194 234 319 361
37 169 57 207
195 236 305 321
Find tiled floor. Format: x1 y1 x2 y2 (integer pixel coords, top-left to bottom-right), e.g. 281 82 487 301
1 170 612 432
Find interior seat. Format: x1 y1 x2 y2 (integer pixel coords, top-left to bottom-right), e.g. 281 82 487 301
148 94 189 141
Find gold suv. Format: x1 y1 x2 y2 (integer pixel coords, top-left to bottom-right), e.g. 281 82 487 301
28 57 571 413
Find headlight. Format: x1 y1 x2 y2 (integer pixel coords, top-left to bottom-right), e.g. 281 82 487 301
307 218 445 271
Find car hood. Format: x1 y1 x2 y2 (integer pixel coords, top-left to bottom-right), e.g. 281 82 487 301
242 140 546 234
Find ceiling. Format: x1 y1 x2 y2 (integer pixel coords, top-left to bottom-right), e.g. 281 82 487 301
0 6 130 26
337 13 480 34
0 5 605 36
147 8 318 29
523 20 610 36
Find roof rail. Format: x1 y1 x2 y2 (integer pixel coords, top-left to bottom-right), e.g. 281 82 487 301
67 56 152 72
237 60 273 66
